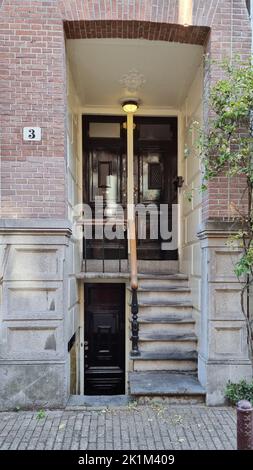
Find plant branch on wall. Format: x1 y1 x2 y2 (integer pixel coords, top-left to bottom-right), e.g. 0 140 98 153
187 58 253 361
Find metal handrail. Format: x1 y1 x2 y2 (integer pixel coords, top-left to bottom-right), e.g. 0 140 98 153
129 218 138 290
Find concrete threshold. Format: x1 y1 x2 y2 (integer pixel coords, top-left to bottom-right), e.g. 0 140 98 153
66 395 131 410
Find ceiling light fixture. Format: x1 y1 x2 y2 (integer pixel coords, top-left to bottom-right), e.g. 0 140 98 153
121 99 139 113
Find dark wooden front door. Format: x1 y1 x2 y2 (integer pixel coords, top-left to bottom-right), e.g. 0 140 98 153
84 283 125 395
134 118 178 259
83 115 178 260
83 116 127 260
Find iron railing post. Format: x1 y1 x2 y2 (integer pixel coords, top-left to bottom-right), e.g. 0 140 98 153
131 287 140 356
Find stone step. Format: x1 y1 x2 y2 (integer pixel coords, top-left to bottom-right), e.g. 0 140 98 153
137 300 193 308
138 321 195 335
129 286 191 299
139 332 197 341
129 371 205 397
136 290 191 303
129 271 197 374
139 340 197 353
130 345 197 371
137 313 195 323
138 277 189 288
137 304 193 318
131 349 197 361
130 286 191 292
136 286 191 292
133 359 197 372
138 273 188 279
132 348 197 372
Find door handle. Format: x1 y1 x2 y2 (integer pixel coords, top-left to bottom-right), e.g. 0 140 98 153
173 176 184 189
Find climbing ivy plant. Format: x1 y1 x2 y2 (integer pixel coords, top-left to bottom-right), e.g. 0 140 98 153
189 59 253 359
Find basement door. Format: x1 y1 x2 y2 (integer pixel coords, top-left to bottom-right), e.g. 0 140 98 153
84 283 125 395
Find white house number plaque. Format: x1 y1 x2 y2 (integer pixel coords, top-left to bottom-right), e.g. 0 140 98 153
23 127 42 142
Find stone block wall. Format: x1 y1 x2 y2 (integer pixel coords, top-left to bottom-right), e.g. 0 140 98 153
0 220 71 409
198 223 252 405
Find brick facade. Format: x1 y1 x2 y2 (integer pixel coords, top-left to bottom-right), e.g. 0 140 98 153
0 1 66 218
0 0 251 220
0 0 252 410
64 20 209 43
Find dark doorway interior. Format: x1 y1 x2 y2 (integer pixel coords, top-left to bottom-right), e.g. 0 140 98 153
84 283 125 395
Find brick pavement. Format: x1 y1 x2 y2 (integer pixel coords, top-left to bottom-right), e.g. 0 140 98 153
0 404 236 450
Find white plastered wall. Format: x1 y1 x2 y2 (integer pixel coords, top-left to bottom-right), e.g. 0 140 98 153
66 58 83 392
180 63 203 338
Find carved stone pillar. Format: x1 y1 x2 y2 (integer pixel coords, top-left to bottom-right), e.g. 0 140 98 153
198 222 252 405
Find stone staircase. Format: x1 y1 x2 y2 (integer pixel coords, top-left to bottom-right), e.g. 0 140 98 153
129 273 205 401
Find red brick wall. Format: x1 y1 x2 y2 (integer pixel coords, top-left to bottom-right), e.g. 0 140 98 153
201 0 251 220
0 0 66 218
0 0 251 220
63 19 209 44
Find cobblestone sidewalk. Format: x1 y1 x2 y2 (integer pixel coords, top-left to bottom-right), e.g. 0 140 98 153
0 405 236 450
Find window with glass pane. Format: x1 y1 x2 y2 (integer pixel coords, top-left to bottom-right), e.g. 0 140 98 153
89 122 121 138
139 123 173 141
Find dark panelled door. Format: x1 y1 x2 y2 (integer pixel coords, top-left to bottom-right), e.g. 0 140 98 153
83 116 127 260
134 118 178 260
83 115 178 261
84 284 125 395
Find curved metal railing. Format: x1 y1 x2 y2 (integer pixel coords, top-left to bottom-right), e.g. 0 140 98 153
128 218 140 356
